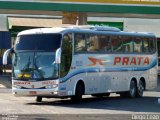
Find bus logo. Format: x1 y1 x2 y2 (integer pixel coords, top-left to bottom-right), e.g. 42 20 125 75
88 57 105 66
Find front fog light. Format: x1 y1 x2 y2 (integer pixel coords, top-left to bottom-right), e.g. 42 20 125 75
46 85 52 89
45 84 58 89
52 84 58 88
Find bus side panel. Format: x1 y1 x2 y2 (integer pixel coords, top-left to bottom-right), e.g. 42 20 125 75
61 52 157 96
146 67 158 90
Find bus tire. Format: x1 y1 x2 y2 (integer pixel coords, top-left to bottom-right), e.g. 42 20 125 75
36 96 42 102
127 80 137 98
71 82 84 103
136 80 145 98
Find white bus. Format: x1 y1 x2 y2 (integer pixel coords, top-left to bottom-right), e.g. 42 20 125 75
3 26 158 102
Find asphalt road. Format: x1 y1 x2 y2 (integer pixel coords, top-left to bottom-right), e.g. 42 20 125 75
0 89 160 120
0 76 160 120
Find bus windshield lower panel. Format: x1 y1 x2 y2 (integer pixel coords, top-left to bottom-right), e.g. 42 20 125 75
13 51 59 81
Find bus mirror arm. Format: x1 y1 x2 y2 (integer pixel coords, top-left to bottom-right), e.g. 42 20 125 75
55 48 61 64
3 48 14 65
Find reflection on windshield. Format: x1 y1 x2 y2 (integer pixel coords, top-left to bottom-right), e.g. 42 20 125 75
13 52 58 80
15 34 61 51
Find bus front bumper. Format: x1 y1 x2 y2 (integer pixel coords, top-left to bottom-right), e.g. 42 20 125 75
12 88 64 97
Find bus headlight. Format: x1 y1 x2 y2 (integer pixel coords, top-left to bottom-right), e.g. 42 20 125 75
53 84 58 88
13 85 21 89
46 85 52 89
45 84 58 89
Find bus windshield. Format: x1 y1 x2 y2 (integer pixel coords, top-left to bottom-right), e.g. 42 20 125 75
13 51 58 80
12 33 62 80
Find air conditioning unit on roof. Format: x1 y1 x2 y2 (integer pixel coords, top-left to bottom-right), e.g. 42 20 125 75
93 26 121 32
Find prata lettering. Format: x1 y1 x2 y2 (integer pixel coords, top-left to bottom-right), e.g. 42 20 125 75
14 81 31 85
114 57 150 65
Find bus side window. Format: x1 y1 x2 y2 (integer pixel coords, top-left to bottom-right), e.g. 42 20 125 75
143 38 149 53
149 38 156 53
122 36 133 53
133 37 143 53
74 34 86 52
99 35 111 52
60 33 72 78
87 34 99 52
112 36 123 52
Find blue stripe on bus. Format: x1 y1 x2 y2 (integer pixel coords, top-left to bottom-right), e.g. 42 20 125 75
60 60 157 83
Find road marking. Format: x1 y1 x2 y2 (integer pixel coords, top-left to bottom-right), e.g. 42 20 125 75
0 84 6 88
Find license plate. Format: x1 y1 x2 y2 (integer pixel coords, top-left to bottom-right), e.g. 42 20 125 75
29 91 37 95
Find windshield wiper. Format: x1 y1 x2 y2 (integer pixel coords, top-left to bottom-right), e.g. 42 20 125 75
20 57 32 79
33 55 44 79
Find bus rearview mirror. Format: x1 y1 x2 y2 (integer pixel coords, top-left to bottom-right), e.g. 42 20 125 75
3 49 12 65
55 48 61 64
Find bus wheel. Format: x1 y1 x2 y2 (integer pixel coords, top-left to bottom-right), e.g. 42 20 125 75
71 82 84 103
136 80 144 97
127 80 136 98
36 96 42 102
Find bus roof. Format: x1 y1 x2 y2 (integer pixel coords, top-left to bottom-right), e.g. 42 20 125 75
17 26 156 37
17 27 68 36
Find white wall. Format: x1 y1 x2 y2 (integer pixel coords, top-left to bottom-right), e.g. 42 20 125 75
124 18 160 37
0 15 8 31
88 17 160 38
